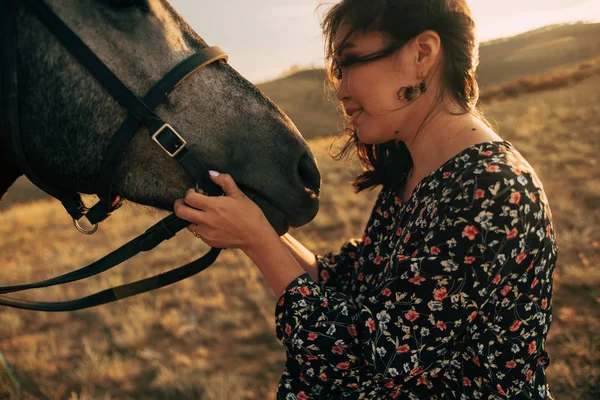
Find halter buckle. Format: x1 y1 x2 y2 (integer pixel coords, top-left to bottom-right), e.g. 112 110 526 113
152 124 187 158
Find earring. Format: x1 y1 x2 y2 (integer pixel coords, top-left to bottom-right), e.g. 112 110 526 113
397 79 427 102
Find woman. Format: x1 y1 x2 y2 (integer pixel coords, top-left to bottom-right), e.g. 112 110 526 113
174 0 557 398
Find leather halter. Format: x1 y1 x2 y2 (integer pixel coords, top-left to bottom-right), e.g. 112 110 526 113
0 0 229 311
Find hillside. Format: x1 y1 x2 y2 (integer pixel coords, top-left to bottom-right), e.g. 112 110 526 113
1 75 599 399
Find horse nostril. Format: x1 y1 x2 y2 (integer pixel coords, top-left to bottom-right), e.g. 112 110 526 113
297 154 321 197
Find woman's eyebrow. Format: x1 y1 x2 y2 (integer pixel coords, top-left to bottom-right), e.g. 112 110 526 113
334 42 356 57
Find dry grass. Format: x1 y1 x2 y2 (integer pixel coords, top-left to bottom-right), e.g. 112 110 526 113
1 74 599 400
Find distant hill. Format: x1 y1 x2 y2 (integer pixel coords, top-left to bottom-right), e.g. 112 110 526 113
258 22 600 140
477 22 600 89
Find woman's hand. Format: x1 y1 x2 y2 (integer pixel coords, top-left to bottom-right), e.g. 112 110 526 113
174 171 274 251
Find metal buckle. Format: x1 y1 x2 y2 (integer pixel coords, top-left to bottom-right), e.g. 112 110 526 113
151 124 187 158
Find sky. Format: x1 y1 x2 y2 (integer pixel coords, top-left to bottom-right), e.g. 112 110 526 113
169 0 600 83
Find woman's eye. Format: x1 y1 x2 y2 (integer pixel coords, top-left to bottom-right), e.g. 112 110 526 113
333 66 343 80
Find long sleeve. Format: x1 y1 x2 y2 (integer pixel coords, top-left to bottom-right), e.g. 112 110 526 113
275 159 555 399
315 238 362 293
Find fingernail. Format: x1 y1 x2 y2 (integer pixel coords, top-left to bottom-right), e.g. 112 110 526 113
209 170 220 177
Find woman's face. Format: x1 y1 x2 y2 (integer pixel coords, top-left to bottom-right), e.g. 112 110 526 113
333 25 426 144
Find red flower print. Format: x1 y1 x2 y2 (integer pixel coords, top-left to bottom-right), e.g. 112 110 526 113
464 256 476 264
509 192 521 204
297 392 309 400
473 356 480 366
530 192 537 202
462 225 478 240
382 288 392 297
497 384 506 395
332 346 344 354
397 344 410 353
511 166 522 175
321 299 328 307
365 237 372 245
481 150 493 156
475 189 485 199
444 171 452 179
319 269 330 282
493 274 502 284
468 311 478 323
348 325 357 337
528 340 537 354
308 332 318 341
527 262 534 272
403 233 411 243
436 321 447 331
320 373 328 382
285 324 292 336
417 375 427 385
507 228 518 240
486 164 500 172
367 318 377 333
410 367 423 376
397 255 410 262
510 320 522 332
396 227 403 235
531 278 539 288
277 297 285 307
433 287 448 301
541 299 548 309
506 361 517 368
337 362 350 370
500 285 511 296
307 355 318 361
430 246 441 255
463 377 472 386
385 381 395 388
374 255 384 265
384 211 389 218
409 276 426 285
526 369 533 381
349 251 356 259
298 286 312 297
405 310 420 322
358 273 364 281
546 225 551 238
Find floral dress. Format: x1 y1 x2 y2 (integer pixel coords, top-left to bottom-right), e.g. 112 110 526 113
275 141 557 399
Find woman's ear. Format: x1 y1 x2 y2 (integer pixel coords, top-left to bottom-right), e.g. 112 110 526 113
414 30 441 69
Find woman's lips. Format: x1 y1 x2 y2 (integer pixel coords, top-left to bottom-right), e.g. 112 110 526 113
350 108 364 125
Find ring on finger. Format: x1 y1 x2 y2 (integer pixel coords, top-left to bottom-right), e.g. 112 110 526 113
192 223 201 238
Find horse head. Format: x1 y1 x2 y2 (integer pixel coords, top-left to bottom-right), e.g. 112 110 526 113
2 0 321 235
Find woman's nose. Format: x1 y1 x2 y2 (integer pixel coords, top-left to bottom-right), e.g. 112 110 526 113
335 76 350 101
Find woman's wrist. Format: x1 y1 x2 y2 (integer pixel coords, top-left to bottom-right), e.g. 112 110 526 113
242 226 307 295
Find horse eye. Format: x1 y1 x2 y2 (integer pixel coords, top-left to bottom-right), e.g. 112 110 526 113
109 0 136 8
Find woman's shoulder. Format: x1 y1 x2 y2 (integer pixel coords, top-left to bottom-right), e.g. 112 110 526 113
446 140 553 220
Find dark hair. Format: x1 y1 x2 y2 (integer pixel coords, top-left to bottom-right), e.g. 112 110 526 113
320 0 484 192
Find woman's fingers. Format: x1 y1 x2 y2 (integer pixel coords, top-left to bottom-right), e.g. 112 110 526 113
183 188 215 210
174 198 208 225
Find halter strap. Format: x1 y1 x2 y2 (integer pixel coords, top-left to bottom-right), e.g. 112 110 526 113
0 0 230 311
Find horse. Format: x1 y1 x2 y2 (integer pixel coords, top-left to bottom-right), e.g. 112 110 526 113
0 0 321 238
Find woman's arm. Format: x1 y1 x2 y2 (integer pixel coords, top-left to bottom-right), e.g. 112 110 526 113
280 233 319 281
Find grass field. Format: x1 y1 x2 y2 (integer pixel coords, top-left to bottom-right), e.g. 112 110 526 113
1 72 599 399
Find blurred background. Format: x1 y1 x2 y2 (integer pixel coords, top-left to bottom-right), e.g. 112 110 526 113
1 0 599 399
